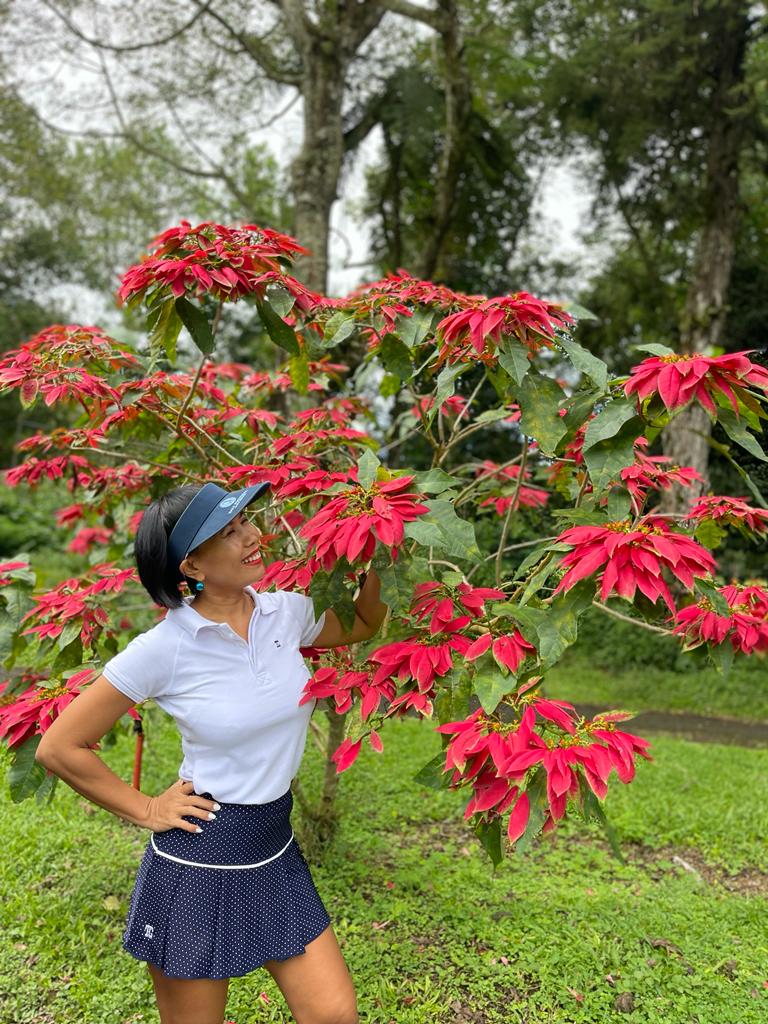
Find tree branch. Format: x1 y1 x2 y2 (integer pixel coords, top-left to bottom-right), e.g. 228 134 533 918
96 51 253 209
190 0 303 85
39 0 213 53
380 0 448 32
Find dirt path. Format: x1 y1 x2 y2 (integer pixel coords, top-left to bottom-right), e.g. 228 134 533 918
573 703 768 748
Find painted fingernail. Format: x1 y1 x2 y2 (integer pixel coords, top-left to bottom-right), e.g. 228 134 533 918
208 812 217 820
195 826 203 833
213 802 221 811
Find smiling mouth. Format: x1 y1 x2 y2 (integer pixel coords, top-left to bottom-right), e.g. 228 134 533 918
241 549 263 566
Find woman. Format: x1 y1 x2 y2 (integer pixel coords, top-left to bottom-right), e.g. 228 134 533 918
36 481 388 1024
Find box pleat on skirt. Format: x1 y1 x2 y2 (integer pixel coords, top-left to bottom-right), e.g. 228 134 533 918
122 788 331 979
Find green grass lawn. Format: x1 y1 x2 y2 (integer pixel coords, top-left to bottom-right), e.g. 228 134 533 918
2 704 768 1024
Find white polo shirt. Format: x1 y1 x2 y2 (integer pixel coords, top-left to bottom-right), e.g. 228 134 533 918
102 587 326 805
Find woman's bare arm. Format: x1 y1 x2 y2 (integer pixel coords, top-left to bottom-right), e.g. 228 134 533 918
312 569 389 648
35 675 216 832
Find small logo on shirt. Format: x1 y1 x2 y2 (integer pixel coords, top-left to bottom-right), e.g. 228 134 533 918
273 639 282 647
144 924 154 939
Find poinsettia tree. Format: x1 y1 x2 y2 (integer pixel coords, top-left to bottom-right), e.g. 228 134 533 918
1 220 767 864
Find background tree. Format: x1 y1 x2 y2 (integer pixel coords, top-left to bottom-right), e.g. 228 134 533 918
527 0 768 507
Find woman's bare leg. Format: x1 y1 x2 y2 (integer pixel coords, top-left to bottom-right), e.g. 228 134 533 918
263 924 358 1024
147 963 230 1024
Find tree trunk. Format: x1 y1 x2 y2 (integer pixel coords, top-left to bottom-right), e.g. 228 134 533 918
658 4 750 513
415 0 472 281
290 46 347 293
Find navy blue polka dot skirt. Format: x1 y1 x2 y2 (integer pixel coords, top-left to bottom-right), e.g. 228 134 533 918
123 788 331 979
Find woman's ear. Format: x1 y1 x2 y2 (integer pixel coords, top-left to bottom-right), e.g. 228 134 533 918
179 555 196 579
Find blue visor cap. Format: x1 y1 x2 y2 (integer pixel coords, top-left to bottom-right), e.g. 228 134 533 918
167 481 271 571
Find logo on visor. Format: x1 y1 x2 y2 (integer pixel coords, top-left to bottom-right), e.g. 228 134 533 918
219 493 248 511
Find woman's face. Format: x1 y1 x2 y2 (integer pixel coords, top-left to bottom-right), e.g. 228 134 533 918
180 510 267 589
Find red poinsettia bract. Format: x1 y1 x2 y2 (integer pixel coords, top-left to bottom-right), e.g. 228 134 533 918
686 495 768 536
624 351 768 415
118 220 318 310
436 703 652 844
553 518 717 611
464 630 537 674
369 632 472 693
436 293 572 366
0 669 96 749
410 581 505 634
299 477 429 568
672 583 768 655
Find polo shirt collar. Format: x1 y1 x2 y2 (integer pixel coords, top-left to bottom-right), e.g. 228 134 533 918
168 586 272 638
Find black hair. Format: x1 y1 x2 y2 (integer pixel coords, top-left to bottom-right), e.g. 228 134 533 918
134 484 203 609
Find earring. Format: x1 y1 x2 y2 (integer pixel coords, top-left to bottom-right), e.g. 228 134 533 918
195 581 205 592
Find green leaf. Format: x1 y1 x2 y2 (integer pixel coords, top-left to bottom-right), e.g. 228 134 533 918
413 751 451 790
473 658 513 715
535 582 594 667
579 776 624 862
562 388 603 434
0 617 17 665
606 489 632 521
516 371 567 455
560 300 598 321
8 737 47 803
517 555 560 607
403 499 479 559
559 338 608 391
34 772 58 806
474 407 512 425
266 284 296 318
582 398 637 450
694 578 730 615
428 364 467 426
413 468 462 494
632 342 675 357
56 620 82 652
498 338 531 385
309 563 356 633
356 449 381 490
514 543 569 580
378 334 413 380
396 307 436 349
505 582 593 669
174 297 215 356
434 666 473 725
257 298 300 355
147 297 182 363
474 817 503 868
717 408 768 462
288 350 309 395
323 311 357 348
583 416 644 495
694 518 726 550
549 508 609 525
514 768 547 855
377 559 414 615
379 372 401 397
708 640 734 679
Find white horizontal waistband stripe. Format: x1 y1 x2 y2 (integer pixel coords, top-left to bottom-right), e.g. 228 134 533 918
150 830 294 869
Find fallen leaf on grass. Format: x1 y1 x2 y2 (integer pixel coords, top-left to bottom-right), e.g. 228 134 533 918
614 992 635 1013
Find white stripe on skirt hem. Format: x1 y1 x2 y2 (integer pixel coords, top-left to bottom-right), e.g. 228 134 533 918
150 831 295 869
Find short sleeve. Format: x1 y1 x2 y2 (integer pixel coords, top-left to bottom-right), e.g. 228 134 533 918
279 591 326 647
101 625 176 704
